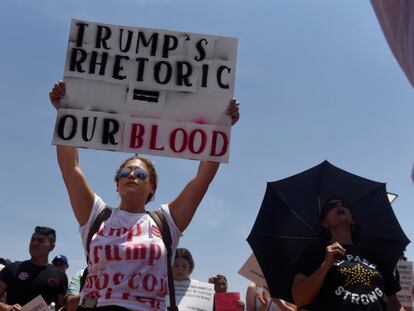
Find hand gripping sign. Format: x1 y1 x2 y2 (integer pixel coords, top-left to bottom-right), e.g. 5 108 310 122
53 19 238 162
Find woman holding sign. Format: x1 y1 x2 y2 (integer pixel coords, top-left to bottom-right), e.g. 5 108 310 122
49 81 240 311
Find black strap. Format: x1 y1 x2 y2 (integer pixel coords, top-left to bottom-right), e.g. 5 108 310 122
148 210 178 311
86 207 112 263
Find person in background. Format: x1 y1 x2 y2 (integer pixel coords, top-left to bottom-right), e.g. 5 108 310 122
246 283 296 311
209 274 228 293
52 255 69 273
64 268 86 311
0 226 68 310
209 274 245 311
172 248 195 282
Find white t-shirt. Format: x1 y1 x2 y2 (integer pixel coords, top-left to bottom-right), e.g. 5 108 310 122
371 0 414 87
79 194 181 311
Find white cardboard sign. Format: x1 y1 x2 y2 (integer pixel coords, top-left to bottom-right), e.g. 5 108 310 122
238 253 269 290
397 260 413 308
53 19 238 162
22 295 49 311
171 279 215 311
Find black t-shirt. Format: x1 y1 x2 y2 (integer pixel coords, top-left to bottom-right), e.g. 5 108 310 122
0 260 68 305
296 244 400 311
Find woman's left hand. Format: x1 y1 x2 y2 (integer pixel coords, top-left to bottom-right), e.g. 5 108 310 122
227 98 240 125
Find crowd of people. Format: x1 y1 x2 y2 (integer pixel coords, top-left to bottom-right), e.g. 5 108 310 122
2 0 414 309
0 231 300 311
0 200 411 311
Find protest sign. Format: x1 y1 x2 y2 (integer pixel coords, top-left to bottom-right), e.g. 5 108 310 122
22 295 49 311
170 279 214 311
397 260 413 308
214 292 240 311
238 253 268 289
53 19 238 162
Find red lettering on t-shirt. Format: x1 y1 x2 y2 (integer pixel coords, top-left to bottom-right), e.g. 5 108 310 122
127 223 143 241
84 274 97 290
128 272 141 289
125 243 147 260
113 272 124 285
159 277 167 295
105 245 122 261
96 273 109 290
108 227 129 237
143 274 157 292
136 296 161 309
149 242 161 265
92 245 103 264
104 287 113 299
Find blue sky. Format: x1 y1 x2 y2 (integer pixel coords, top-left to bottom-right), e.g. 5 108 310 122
1 0 414 299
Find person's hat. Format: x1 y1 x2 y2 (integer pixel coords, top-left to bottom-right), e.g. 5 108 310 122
52 254 68 265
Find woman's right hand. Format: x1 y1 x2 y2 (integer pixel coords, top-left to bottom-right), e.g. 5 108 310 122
49 80 65 110
256 290 269 310
323 242 345 268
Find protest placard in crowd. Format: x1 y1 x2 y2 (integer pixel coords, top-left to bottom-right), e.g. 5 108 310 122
172 279 215 311
214 292 240 311
53 19 238 162
396 260 413 308
238 253 269 289
22 295 49 311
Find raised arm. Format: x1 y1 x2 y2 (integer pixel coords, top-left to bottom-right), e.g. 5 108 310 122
50 81 94 226
291 242 345 307
246 283 258 311
168 99 240 232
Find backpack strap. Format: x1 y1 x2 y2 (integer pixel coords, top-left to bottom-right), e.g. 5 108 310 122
148 210 178 311
79 267 89 292
86 207 112 263
80 207 112 294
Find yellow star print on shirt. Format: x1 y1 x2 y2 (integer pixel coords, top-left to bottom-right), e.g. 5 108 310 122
338 263 379 287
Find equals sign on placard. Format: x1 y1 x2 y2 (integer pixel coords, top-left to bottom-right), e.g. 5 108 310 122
133 89 159 103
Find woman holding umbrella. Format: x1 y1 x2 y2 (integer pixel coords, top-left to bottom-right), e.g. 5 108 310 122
291 198 404 311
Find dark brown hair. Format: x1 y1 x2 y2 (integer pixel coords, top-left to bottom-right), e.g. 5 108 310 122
33 226 56 243
174 248 195 273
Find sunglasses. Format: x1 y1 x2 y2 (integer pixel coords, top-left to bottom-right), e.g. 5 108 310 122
325 200 350 211
116 167 148 181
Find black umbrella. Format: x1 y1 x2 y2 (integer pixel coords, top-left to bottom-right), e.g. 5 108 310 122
247 160 410 303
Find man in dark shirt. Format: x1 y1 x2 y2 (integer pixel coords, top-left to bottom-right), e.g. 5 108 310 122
0 226 68 310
